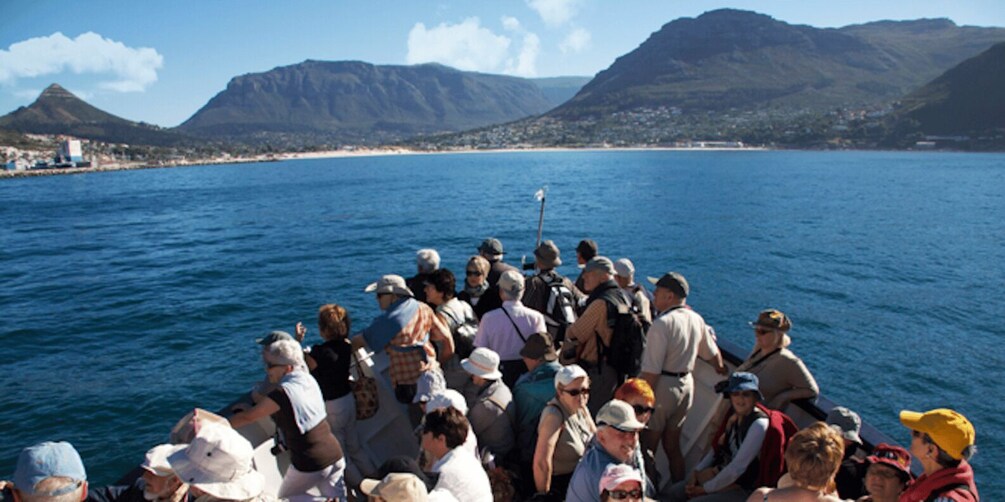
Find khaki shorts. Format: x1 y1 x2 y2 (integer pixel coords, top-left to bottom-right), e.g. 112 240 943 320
650 373 694 435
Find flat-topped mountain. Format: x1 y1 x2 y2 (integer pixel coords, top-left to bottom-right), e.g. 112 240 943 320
552 9 1005 118
893 41 1005 137
178 60 556 144
0 84 196 147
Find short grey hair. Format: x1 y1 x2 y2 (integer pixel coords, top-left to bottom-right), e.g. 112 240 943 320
416 248 440 273
19 477 85 502
264 339 307 372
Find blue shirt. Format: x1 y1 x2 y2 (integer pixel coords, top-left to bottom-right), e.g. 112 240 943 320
566 436 652 502
513 361 561 431
360 297 420 349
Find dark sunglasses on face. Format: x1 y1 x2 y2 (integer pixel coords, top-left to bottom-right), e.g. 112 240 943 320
562 387 590 397
633 404 655 415
755 328 772 336
608 488 643 500
466 270 483 276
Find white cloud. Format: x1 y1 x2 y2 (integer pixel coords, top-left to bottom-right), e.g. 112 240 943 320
526 0 582 26
407 18 512 72
560 27 591 53
506 33 540 77
501 16 522 32
0 32 163 93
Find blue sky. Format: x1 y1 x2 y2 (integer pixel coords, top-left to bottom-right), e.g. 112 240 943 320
1 0 1002 127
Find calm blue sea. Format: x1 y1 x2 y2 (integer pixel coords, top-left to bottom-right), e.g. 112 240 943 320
1 151 1002 496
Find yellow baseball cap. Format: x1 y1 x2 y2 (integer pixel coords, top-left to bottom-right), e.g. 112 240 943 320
900 408 975 460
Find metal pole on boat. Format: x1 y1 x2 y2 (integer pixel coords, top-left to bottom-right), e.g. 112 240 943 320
534 186 547 247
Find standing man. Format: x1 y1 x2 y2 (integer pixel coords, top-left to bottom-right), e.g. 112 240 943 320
639 271 726 482
898 408 979 502
475 238 518 318
573 239 598 294
407 248 440 304
522 240 583 341
351 274 453 424
474 270 547 388
563 256 627 416
613 258 654 324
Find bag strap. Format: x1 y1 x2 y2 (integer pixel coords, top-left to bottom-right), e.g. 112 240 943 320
743 348 783 372
500 306 528 343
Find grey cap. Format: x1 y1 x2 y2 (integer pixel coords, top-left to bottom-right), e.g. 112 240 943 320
534 240 562 269
256 330 293 346
478 238 505 256
583 256 615 275
647 271 689 298
827 406 863 444
613 258 635 278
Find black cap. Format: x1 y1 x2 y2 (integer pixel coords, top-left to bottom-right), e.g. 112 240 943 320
576 239 598 259
647 272 689 298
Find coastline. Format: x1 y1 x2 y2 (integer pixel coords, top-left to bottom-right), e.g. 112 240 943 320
0 145 769 179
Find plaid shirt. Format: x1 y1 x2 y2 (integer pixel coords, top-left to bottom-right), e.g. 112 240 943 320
387 302 437 386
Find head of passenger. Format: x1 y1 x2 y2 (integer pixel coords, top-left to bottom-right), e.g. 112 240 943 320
139 444 188 502
581 256 614 292
12 441 88 502
576 239 598 266
416 248 440 275
256 330 293 360
412 370 446 411
598 464 643 502
420 407 469 461
749 308 792 352
461 347 503 387
784 422 844 492
360 472 428 502
900 408 976 476
520 332 557 372
497 270 525 302
720 371 762 417
464 256 490 289
613 258 636 289
477 238 505 263
826 406 862 450
365 274 413 310
263 338 307 383
863 443 912 502
317 304 350 341
615 378 656 425
423 269 456 307
555 364 590 412
595 400 646 463
649 271 688 312
167 423 264 502
534 240 562 272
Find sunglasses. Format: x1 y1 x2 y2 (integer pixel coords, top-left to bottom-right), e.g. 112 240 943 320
754 328 773 336
874 449 907 465
562 387 590 397
608 488 643 500
466 270 483 276
632 404 655 415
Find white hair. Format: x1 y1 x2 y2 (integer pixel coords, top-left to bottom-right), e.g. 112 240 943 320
20 477 85 502
416 248 440 273
264 339 307 371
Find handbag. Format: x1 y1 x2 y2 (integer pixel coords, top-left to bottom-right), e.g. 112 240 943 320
351 351 379 420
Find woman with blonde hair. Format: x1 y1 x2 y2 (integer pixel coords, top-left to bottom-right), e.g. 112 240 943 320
738 309 819 411
746 422 845 502
458 255 499 318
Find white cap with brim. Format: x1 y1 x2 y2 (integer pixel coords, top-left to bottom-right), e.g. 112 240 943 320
364 274 414 297
141 444 187 477
596 399 647 432
167 423 264 500
425 389 468 415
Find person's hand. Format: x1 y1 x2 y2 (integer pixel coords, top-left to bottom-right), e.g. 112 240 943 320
685 483 707 498
295 322 306 342
714 360 728 375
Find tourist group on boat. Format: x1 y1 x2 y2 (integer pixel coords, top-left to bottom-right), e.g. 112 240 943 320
2 238 980 502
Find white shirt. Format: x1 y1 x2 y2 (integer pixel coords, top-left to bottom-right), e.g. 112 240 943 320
431 446 493 502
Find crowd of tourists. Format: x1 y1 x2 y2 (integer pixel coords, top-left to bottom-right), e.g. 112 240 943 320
2 238 980 502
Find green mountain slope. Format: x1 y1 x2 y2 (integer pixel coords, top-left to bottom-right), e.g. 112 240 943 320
0 84 197 147
178 60 554 144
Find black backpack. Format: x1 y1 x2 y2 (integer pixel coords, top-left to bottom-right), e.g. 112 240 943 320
599 298 651 381
542 274 578 341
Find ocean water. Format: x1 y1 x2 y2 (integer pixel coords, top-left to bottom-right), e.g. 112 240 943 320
1 150 1002 496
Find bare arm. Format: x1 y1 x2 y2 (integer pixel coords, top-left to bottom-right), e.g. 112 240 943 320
429 314 454 363
640 371 659 391
305 352 318 371
228 397 279 429
533 409 564 493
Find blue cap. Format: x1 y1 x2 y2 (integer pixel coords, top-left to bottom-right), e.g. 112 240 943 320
14 441 87 495
721 372 763 401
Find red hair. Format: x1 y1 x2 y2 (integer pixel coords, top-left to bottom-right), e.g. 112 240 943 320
615 378 655 406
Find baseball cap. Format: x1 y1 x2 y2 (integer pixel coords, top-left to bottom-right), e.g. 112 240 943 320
255 330 293 346
596 400 646 432
583 256 615 275
477 238 505 256
13 441 87 496
826 406 862 444
900 408 975 460
647 272 689 298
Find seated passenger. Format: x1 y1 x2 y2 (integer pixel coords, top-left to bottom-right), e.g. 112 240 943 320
86 443 189 502
407 248 440 304
746 422 846 502
421 407 493 502
599 464 645 502
460 347 515 460
670 372 773 502
566 400 651 502
898 408 978 502
857 443 912 502
826 406 866 500
614 378 659 495
6 441 88 502
736 309 818 410
167 423 274 502
532 364 596 501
